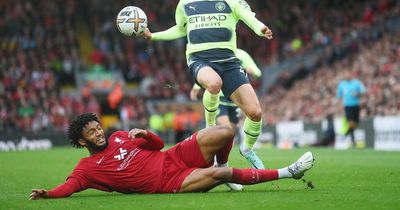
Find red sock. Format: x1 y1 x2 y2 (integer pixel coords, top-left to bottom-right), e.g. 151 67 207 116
216 138 234 165
231 168 279 184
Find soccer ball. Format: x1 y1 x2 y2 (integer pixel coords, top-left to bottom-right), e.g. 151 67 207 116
116 6 148 37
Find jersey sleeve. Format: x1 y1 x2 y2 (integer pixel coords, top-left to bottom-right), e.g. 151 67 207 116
236 49 262 77
47 177 86 198
133 130 165 150
152 1 187 41
230 0 265 36
47 169 90 198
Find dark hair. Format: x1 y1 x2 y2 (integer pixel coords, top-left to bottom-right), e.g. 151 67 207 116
67 113 100 148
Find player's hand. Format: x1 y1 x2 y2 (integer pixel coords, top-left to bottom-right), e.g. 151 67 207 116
190 88 200 101
142 28 152 40
261 26 273 39
29 189 48 200
128 128 148 138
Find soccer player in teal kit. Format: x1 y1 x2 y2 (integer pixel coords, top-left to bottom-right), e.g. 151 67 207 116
144 0 272 169
190 48 264 190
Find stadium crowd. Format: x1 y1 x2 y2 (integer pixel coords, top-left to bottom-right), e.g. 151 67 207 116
262 33 400 124
1 0 399 133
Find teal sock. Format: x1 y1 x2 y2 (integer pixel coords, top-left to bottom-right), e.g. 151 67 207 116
243 117 262 149
202 90 219 127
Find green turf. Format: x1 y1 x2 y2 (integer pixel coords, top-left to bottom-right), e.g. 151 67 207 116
0 146 399 210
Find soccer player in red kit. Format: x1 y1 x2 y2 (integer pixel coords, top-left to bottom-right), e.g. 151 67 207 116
30 113 314 199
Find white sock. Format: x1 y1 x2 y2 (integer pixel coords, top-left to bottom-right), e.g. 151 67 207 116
217 163 228 168
278 167 293 179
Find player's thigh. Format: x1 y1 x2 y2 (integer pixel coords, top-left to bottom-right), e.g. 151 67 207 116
220 63 249 98
197 68 222 91
189 61 222 91
179 167 231 193
196 126 234 162
230 84 262 119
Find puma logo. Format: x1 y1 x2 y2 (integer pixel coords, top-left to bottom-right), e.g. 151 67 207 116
189 5 196 11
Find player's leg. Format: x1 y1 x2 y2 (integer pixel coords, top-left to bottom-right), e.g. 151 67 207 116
195 125 235 163
166 125 234 169
179 152 315 193
214 106 235 167
344 106 359 147
229 84 265 169
215 113 243 191
195 64 222 127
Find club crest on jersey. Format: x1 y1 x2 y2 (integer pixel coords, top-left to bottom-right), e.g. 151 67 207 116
114 137 124 144
215 2 226 11
114 148 128 160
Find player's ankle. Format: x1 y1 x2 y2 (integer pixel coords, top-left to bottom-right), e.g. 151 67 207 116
217 163 228 167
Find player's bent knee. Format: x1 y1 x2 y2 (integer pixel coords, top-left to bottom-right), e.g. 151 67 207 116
205 81 222 94
217 125 235 140
246 108 262 121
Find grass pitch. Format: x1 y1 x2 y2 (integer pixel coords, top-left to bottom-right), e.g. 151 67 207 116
0 146 399 210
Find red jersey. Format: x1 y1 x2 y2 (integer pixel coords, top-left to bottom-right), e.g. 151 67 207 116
47 131 210 197
48 131 167 197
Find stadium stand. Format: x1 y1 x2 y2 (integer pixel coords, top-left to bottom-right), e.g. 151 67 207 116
1 0 399 134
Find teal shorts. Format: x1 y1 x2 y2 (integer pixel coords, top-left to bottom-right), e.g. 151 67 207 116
189 58 249 98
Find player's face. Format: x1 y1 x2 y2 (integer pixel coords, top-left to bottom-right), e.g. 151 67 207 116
81 121 108 151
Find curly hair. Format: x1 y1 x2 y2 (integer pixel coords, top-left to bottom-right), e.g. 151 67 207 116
67 113 100 148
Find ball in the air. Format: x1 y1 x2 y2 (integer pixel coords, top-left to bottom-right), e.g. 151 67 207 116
116 6 148 37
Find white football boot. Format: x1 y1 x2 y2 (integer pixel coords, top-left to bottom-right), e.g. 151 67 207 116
226 182 244 191
287 151 315 179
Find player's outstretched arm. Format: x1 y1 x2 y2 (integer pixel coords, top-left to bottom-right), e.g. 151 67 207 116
29 189 48 200
143 0 186 41
231 0 273 39
261 26 273 40
30 177 86 200
143 25 186 41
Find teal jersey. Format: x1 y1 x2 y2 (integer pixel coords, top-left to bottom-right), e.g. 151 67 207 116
337 79 366 107
151 0 265 64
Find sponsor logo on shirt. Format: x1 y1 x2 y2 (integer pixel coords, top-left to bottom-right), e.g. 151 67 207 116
117 148 141 171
